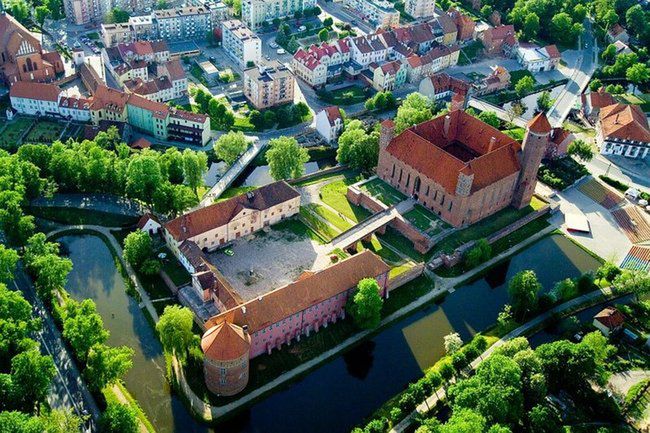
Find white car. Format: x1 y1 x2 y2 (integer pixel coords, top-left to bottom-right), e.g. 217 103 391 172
276 48 286 55
269 41 278 48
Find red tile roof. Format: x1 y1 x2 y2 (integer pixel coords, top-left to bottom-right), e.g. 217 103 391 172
204 251 390 334
528 112 552 135
385 110 521 194
599 103 650 143
544 44 561 59
165 181 300 242
323 106 342 126
594 307 625 330
131 137 152 149
10 81 61 101
201 321 251 361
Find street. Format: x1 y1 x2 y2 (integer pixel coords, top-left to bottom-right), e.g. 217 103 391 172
12 263 100 432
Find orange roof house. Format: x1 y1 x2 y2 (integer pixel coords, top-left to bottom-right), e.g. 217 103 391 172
593 307 625 336
598 103 650 159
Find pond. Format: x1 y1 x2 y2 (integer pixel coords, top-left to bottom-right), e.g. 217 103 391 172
60 233 601 433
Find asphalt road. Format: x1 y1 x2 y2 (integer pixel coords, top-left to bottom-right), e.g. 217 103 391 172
12 262 100 432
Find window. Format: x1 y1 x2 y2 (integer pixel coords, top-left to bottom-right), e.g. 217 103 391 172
448 201 453 211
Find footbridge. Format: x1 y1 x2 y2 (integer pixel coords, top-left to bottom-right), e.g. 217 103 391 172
330 208 401 252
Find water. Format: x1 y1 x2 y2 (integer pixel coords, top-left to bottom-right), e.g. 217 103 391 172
60 233 600 433
235 159 335 187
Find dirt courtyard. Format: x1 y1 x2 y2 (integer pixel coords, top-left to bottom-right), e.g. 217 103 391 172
208 221 332 301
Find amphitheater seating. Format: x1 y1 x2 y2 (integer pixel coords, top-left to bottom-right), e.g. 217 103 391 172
611 206 650 244
620 246 650 272
578 179 624 210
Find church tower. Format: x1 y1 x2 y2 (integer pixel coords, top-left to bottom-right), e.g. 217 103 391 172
512 113 550 209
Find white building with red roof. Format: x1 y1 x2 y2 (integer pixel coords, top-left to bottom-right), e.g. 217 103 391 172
515 44 561 72
315 106 344 143
292 39 351 87
593 307 625 337
597 103 650 159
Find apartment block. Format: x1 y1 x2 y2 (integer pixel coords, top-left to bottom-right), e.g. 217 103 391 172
404 0 435 18
154 4 228 41
241 0 316 29
222 19 262 68
344 0 400 29
243 61 295 109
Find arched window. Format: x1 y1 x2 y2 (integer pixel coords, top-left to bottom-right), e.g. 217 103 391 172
26 58 33 72
414 176 421 193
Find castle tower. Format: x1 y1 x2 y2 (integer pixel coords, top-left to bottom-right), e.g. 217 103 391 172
379 119 395 151
512 113 551 209
201 322 251 396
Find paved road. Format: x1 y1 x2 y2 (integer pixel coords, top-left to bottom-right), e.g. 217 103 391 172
584 153 650 190
547 19 598 127
12 263 100 432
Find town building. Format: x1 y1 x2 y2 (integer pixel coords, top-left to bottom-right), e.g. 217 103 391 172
164 181 301 256
430 14 458 46
418 72 470 106
222 19 262 68
612 40 633 55
0 13 64 85
292 39 350 87
243 61 295 109
10 81 210 145
447 7 475 41
64 0 111 25
376 110 550 227
315 106 344 143
201 250 390 395
241 0 317 29
473 65 510 95
344 0 400 29
597 103 650 160
154 4 228 41
545 127 574 159
515 44 561 72
137 213 161 235
103 41 187 102
581 87 616 122
101 23 134 47
404 0 435 19
370 59 407 91
593 307 625 337
607 23 629 43
404 43 460 82
479 24 518 56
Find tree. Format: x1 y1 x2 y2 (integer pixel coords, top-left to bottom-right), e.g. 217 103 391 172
626 5 646 37
10 349 56 412
123 231 153 269
181 149 207 195
125 154 163 207
156 0 169 9
567 139 594 162
347 278 383 329
31 254 72 301
214 131 249 165
287 37 300 53
480 4 493 18
626 63 650 93
464 238 491 268
603 53 638 77
477 111 500 129
0 283 39 361
550 13 582 46
85 344 134 391
439 360 455 384
107 7 130 23
266 136 309 181
440 409 486 432
595 261 620 283
536 91 554 112
155 305 194 362
522 13 540 41
496 304 516 334
276 23 290 46
515 76 535 97
99 403 138 433
336 124 379 171
613 269 650 300
506 101 526 122
323 17 333 27
0 244 18 282
535 340 599 392
589 79 603 92
508 270 541 320
35 5 50 26
444 332 463 355
318 28 329 42
528 404 562 433
395 93 434 134
601 44 617 64
7 0 30 24
62 299 109 362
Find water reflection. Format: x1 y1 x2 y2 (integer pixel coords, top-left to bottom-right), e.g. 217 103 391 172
343 341 376 380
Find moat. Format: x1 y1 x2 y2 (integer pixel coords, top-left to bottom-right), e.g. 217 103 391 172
60 233 600 433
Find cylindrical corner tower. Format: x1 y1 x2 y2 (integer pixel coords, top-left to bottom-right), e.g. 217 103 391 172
201 322 251 396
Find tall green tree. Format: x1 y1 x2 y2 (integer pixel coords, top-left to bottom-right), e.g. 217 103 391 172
125 154 163 207
99 403 138 433
10 349 56 412
507 270 541 320
266 136 309 181
85 344 134 391
336 122 379 171
122 231 153 269
522 13 540 41
213 131 249 165
536 91 554 112
0 244 18 282
181 149 208 195
626 63 650 93
567 139 594 162
346 278 383 329
515 76 535 97
31 254 72 302
395 93 434 133
62 299 109 362
155 305 194 362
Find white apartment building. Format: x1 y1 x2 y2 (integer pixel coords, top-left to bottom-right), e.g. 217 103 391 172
349 34 389 67
404 0 435 18
241 0 316 29
153 3 228 41
344 0 399 29
10 81 91 122
222 20 262 68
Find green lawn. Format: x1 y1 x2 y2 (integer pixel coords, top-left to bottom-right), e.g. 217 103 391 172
503 127 525 140
23 120 65 144
538 157 589 190
292 168 360 187
509 69 537 86
359 178 407 206
306 203 353 232
27 206 139 227
271 217 325 244
216 186 258 202
157 246 191 286
458 40 484 66
403 204 450 236
316 85 372 106
319 179 372 223
617 93 650 112
299 207 340 241
0 117 33 151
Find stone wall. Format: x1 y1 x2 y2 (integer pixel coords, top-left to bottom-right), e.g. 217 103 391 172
389 217 431 254
387 263 425 291
288 165 349 186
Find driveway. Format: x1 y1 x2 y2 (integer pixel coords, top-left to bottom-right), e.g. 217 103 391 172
585 153 650 190
608 370 650 397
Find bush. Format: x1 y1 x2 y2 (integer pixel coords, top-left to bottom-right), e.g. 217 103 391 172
140 259 161 276
538 293 557 311
399 392 417 412
576 272 595 293
390 407 403 424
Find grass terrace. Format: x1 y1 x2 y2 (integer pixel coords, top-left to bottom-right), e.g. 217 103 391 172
616 93 650 112
319 178 372 223
316 85 371 106
458 40 484 66
358 177 407 206
157 246 191 287
403 204 450 236
0 117 33 150
299 206 340 241
23 120 66 144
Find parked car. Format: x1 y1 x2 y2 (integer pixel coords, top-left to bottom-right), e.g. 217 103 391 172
276 48 286 55
299 25 306 31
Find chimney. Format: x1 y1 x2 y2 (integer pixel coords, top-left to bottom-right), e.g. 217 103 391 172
242 324 249 334
488 136 496 153
443 114 451 137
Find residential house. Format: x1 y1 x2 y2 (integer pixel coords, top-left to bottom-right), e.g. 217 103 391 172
474 65 510 95
430 14 458 46
371 59 407 91
479 24 518 56
593 307 625 337
344 0 400 29
349 34 390 67
597 103 650 159
581 87 616 122
515 44 561 72
607 24 629 43
448 8 476 41
418 72 470 106
315 106 344 143
545 127 574 159
404 0 435 19
292 39 350 87
137 213 161 235
404 43 460 82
